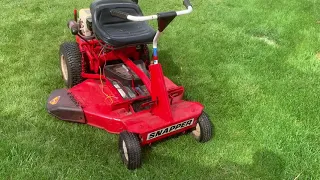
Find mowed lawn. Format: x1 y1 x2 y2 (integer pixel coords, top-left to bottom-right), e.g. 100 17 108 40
1 0 320 179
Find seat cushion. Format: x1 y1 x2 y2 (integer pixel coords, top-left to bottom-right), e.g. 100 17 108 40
98 22 155 47
90 0 156 47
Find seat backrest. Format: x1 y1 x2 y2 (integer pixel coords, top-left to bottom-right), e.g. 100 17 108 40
90 0 143 25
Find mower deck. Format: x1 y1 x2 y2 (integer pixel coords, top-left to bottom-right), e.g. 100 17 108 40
47 76 203 145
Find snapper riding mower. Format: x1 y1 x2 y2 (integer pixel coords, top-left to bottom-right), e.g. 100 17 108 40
47 0 213 169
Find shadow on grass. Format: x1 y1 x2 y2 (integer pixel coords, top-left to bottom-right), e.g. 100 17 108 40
157 49 181 77
143 147 285 180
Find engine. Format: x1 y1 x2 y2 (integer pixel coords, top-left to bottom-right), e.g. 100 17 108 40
78 9 93 37
68 9 93 37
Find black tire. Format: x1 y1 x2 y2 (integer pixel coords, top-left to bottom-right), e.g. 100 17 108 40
119 131 142 170
192 112 214 143
59 42 83 88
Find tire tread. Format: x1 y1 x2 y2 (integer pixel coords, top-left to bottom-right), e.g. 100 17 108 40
59 42 82 88
119 131 142 170
197 112 214 143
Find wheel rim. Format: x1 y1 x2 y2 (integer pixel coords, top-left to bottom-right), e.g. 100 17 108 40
60 55 68 81
122 140 129 161
192 123 201 138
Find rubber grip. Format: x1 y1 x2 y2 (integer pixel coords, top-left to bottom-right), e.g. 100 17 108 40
183 0 192 8
110 9 129 19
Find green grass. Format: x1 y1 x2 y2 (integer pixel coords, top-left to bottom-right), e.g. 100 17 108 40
1 0 320 179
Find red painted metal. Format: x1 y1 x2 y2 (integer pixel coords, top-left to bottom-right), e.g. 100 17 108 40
149 64 173 122
64 32 204 145
69 79 203 145
76 36 139 74
74 9 77 21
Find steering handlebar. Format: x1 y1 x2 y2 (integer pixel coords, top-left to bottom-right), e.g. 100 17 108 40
110 0 193 21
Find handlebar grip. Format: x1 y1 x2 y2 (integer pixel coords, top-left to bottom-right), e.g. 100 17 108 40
183 0 192 8
110 9 129 20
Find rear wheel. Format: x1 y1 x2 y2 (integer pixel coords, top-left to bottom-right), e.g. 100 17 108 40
59 42 83 88
192 112 214 143
119 131 142 170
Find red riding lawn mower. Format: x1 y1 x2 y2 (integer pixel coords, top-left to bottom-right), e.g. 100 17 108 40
47 0 213 169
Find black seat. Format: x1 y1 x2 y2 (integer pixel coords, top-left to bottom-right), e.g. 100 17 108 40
90 0 156 47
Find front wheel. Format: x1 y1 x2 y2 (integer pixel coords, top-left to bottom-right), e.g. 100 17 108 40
119 131 142 170
192 112 214 143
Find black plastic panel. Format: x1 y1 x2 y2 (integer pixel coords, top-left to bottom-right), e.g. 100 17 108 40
46 89 86 123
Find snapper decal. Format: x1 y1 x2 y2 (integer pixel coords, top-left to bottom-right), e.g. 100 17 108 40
147 119 194 140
